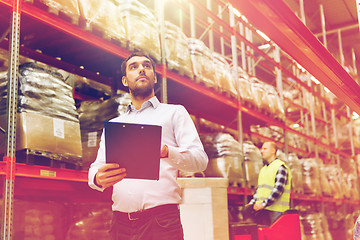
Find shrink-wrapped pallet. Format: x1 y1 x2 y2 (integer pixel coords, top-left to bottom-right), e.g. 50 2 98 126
286 153 303 194
243 141 262 188
201 133 244 186
164 21 193 79
188 38 217 89
318 160 332 197
301 158 321 195
66 203 112 240
0 62 78 122
300 213 327 240
28 0 79 19
232 66 251 104
323 164 344 199
213 52 235 97
78 0 126 43
264 84 285 121
249 78 265 111
14 200 66 240
119 0 161 61
77 94 131 169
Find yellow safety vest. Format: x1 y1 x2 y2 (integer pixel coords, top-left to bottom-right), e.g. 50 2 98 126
255 159 291 212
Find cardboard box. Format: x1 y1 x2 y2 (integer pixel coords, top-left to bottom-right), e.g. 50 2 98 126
177 178 229 240
0 112 82 158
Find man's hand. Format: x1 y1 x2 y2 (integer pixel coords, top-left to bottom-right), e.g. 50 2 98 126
160 144 169 158
253 202 265 211
95 163 126 189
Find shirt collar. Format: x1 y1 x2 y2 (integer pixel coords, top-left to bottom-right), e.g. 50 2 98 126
126 96 160 113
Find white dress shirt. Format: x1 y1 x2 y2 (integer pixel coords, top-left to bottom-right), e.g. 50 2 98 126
88 96 208 212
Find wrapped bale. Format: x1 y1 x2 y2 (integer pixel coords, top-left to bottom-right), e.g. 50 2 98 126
164 21 193 79
300 212 326 240
301 158 321 195
202 133 244 186
263 84 285 121
78 94 131 169
231 66 251 105
66 203 112 240
25 0 80 23
14 200 66 240
325 164 344 198
243 141 262 188
0 63 82 162
318 160 332 197
212 52 235 97
78 0 126 43
286 153 303 194
188 38 217 89
118 0 161 62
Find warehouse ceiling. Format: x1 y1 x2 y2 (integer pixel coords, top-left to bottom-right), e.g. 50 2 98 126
282 0 360 79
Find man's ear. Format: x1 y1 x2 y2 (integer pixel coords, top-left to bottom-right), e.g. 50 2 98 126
154 74 157 84
122 76 128 87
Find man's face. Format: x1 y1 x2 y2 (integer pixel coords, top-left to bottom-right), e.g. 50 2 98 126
261 142 275 163
122 56 156 97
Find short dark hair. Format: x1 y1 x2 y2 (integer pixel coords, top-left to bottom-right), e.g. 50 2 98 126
121 51 156 76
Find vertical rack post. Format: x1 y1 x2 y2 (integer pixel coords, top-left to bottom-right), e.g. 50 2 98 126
2 0 21 239
274 46 288 158
156 0 167 104
229 4 246 189
206 0 214 51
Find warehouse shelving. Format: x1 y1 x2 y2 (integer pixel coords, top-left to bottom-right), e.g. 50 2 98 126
1 0 360 238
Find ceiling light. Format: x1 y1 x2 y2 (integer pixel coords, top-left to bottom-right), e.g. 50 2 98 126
256 30 270 42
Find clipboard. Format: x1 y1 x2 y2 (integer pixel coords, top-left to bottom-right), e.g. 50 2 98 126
104 121 162 180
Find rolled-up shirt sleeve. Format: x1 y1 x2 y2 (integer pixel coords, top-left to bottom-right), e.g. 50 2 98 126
165 106 208 172
88 131 106 192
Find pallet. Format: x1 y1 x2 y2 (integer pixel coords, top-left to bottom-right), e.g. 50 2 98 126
82 22 129 49
167 61 194 80
194 76 219 92
16 149 82 170
23 0 80 26
127 42 162 65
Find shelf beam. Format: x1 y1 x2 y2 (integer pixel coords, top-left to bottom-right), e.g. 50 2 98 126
229 0 360 115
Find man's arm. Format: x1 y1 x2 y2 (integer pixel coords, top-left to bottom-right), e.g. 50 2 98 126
165 106 208 172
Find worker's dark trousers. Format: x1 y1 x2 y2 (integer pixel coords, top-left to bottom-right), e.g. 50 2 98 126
254 209 282 226
109 205 184 240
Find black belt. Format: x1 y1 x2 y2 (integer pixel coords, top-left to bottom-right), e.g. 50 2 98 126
114 204 179 221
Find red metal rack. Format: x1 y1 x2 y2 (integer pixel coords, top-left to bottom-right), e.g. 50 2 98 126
1 0 360 238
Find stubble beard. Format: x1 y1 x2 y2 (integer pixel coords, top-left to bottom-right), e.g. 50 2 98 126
130 81 154 98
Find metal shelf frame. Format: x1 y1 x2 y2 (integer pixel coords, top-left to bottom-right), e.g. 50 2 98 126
0 0 360 238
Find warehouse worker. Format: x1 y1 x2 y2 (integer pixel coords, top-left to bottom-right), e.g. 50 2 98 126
248 141 291 225
88 51 208 240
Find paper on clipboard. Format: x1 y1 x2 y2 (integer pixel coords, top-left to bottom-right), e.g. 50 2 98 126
104 121 162 180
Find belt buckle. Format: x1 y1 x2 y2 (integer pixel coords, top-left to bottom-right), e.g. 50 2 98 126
128 212 139 221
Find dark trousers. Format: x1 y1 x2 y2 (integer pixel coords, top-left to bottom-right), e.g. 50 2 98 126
110 204 184 240
254 209 282 226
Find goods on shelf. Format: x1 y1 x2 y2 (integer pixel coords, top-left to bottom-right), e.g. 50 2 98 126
164 21 193 79
299 212 332 240
285 153 303 194
77 93 131 169
250 125 284 146
0 62 79 122
243 140 262 188
71 76 113 100
78 0 127 44
24 0 80 23
201 132 244 186
301 158 321 195
0 62 82 160
188 38 218 90
14 200 66 240
118 0 161 61
66 202 112 240
212 52 236 98
232 66 251 105
318 161 332 197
